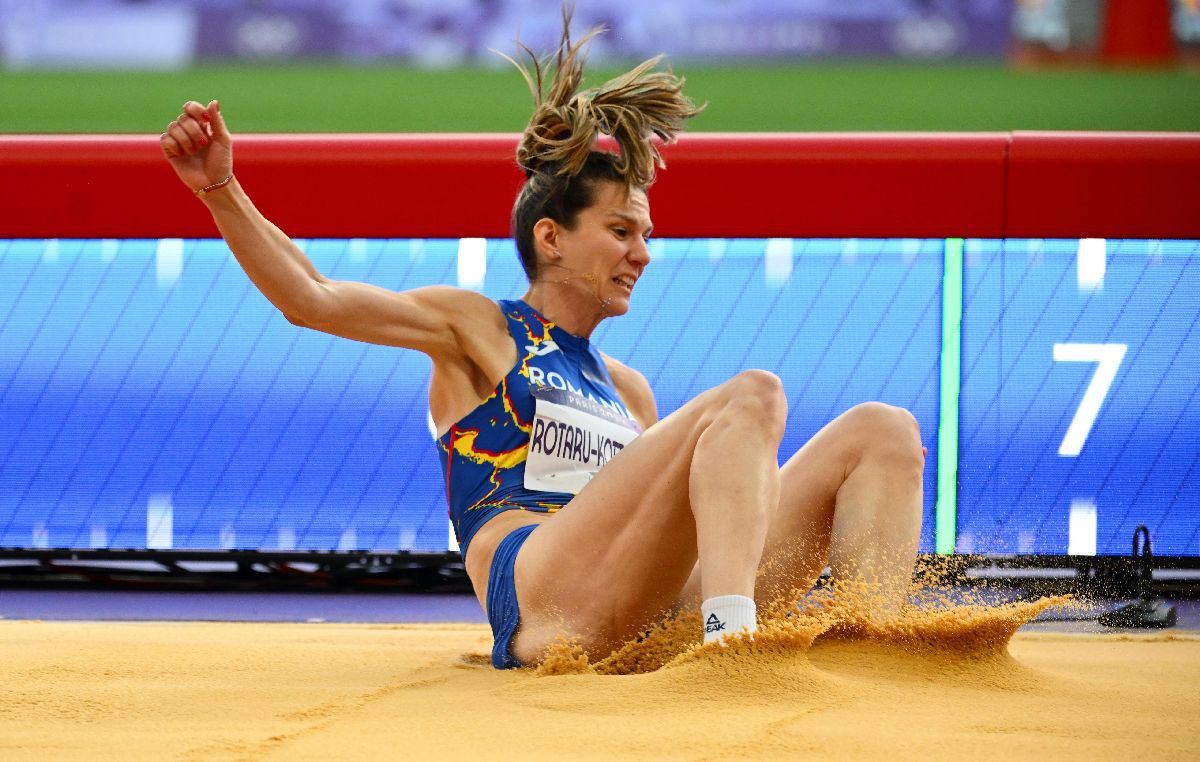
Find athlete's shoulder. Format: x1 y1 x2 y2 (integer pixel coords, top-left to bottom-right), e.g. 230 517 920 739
600 352 658 429
598 352 645 390
407 287 510 370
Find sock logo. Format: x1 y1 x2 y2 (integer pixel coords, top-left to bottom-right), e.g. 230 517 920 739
705 613 725 634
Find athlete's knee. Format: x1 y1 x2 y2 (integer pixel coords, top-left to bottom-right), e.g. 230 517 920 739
843 402 923 467
720 369 788 434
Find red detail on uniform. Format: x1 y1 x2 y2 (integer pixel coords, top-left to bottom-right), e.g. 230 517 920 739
502 382 530 430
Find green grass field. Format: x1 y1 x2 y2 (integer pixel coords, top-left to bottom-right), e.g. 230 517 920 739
2 63 1198 133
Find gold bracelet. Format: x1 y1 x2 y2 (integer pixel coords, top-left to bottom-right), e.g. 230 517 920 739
195 174 234 197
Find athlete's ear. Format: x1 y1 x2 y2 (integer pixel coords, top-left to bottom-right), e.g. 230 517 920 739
532 218 562 263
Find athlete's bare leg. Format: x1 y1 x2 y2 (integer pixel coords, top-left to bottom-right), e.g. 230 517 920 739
490 369 787 662
689 377 783 601
763 402 923 609
676 402 925 614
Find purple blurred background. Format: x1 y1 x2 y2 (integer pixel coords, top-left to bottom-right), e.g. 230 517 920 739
1 0 1017 69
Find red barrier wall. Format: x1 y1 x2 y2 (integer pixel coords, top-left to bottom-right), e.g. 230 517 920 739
1006 132 1200 239
0 132 1196 239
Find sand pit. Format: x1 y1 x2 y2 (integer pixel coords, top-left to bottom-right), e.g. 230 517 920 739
2 600 1200 758
2 596 1198 761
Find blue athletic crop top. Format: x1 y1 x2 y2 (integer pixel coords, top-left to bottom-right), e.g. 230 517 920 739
437 299 637 558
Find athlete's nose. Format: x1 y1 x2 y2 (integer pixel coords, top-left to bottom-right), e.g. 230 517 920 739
630 237 651 267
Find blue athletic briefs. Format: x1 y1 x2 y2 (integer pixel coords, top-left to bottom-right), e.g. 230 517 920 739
436 299 636 559
487 523 539 669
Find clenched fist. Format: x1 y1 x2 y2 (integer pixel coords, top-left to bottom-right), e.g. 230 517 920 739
160 100 233 196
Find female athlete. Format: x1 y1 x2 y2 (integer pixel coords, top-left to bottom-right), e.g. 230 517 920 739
160 23 925 669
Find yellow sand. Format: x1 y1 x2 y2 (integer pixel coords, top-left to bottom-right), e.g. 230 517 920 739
2 599 1198 760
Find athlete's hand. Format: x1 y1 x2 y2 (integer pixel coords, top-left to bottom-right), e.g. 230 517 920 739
160 99 233 194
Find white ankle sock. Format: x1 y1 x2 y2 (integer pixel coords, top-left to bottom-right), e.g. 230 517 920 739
702 594 757 644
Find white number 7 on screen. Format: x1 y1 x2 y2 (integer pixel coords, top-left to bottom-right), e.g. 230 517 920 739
1052 343 1127 457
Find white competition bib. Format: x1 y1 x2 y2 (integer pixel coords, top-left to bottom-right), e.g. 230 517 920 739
524 386 642 495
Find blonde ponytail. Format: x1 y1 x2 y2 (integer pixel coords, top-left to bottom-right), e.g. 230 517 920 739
500 10 703 187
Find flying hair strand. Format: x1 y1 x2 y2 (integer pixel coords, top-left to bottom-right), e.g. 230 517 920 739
498 7 704 188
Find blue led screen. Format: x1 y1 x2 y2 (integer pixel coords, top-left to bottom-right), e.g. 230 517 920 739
958 239 1200 556
0 238 943 554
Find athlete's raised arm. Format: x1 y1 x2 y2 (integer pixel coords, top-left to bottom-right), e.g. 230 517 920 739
159 99 483 357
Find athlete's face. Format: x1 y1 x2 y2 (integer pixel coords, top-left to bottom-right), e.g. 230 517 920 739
554 180 653 316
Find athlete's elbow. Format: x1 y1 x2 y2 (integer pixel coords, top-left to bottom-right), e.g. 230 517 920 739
280 298 320 328
280 282 332 329
283 310 312 328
